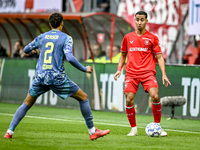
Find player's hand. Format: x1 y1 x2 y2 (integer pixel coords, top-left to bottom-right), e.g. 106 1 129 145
162 74 171 87
113 71 121 81
86 66 93 73
30 50 36 55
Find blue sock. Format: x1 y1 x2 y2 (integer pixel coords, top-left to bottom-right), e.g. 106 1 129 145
79 99 94 129
9 103 30 131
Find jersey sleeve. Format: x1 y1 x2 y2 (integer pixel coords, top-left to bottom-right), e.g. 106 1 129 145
64 36 87 72
23 36 39 54
152 36 162 55
121 35 127 53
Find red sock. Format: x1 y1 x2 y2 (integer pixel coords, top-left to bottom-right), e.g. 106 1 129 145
126 105 136 127
152 101 161 123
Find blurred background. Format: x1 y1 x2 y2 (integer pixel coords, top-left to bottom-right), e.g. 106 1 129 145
0 0 199 65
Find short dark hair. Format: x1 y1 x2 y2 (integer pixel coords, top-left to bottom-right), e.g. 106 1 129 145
49 13 63 28
135 11 148 19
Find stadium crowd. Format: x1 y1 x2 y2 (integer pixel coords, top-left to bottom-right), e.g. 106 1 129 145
86 43 121 63
0 0 122 63
0 40 121 64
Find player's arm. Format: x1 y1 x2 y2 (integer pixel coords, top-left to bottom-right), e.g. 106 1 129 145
156 54 171 87
64 37 92 73
114 35 127 81
23 37 39 54
113 52 126 81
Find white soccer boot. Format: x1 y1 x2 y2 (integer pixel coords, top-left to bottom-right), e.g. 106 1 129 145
160 128 167 137
127 127 138 136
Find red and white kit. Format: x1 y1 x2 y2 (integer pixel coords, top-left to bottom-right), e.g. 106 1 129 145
121 30 162 93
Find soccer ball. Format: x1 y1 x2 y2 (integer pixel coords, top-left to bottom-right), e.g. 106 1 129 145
145 122 162 137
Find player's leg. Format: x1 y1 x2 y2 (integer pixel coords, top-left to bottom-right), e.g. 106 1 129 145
125 92 138 136
4 82 49 139
71 88 94 132
4 94 37 138
71 88 110 140
124 78 139 136
148 87 161 123
142 75 161 123
51 78 110 140
148 87 167 136
142 75 167 136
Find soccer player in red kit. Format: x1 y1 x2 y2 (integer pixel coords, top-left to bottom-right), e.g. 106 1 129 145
114 11 171 136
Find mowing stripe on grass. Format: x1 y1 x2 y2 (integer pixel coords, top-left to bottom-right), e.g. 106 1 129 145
1 112 200 135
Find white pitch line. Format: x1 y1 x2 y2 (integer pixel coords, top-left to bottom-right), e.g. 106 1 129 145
0 112 200 134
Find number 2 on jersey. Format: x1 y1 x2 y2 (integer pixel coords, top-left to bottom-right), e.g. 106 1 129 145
44 42 54 64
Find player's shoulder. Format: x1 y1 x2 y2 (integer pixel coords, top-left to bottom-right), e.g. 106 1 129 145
65 34 73 42
124 31 136 39
36 32 46 39
145 31 159 40
58 30 68 36
60 32 71 41
125 31 135 36
38 30 54 38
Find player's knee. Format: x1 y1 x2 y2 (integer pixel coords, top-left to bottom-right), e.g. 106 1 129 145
83 93 88 100
151 94 159 102
78 92 88 101
126 98 134 106
23 94 37 107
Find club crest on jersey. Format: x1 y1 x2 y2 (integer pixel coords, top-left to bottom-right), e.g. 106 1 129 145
144 39 149 45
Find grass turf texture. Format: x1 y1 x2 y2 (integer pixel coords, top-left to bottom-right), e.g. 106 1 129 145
0 103 200 150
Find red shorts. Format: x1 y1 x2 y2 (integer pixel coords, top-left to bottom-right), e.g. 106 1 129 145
124 75 159 94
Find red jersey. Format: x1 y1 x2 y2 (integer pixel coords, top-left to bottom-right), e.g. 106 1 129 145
121 30 162 78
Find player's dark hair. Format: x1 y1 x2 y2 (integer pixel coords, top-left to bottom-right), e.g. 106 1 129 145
135 11 148 19
49 13 63 28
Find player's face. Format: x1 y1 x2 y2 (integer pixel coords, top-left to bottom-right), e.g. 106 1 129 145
135 15 148 31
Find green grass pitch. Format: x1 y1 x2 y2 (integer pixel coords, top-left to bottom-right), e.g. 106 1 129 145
0 103 200 150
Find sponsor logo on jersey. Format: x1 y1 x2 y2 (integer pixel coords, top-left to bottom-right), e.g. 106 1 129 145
130 40 134 43
42 64 53 70
129 47 148 51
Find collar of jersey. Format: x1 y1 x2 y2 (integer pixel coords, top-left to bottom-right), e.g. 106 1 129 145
52 29 60 31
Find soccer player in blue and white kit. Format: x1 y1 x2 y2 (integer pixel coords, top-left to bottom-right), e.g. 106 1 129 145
4 13 110 140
